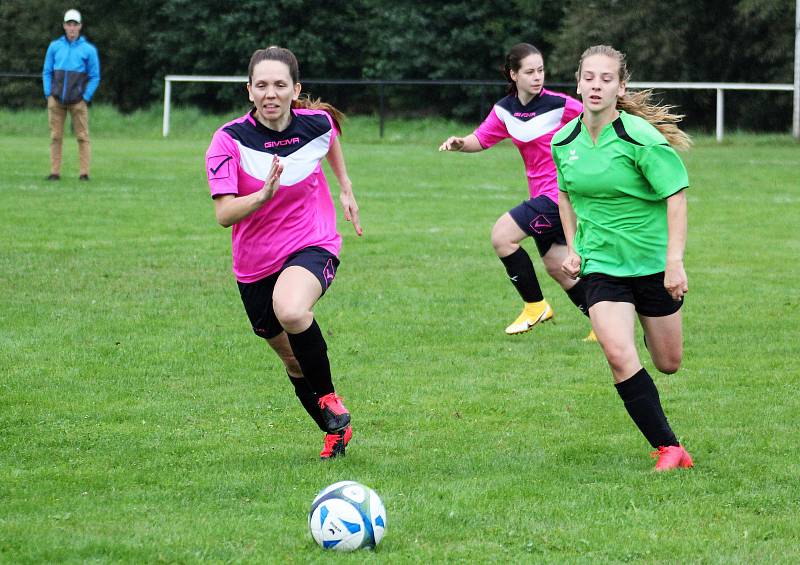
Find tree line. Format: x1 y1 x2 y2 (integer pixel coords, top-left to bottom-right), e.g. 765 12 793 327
1 0 795 131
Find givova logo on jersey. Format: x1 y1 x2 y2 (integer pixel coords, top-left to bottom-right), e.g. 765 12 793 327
264 137 300 149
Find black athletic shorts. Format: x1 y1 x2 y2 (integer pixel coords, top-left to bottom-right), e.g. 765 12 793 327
508 195 567 257
582 271 683 317
237 246 340 339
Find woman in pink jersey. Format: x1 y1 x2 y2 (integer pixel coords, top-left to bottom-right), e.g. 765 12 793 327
439 43 593 340
205 46 362 460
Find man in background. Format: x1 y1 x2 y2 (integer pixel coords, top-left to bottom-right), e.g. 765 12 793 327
42 9 100 181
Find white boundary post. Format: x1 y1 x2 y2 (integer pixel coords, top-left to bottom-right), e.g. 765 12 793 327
162 75 246 137
793 0 799 139
162 77 172 137
160 77 793 138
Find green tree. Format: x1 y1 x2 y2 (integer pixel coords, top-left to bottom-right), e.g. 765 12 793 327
1 0 794 131
546 0 795 131
360 0 555 119
146 0 374 113
0 1 74 110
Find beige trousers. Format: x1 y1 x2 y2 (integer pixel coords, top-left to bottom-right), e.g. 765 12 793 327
48 96 90 176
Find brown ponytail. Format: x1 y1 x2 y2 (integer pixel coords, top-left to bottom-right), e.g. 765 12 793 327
292 96 345 134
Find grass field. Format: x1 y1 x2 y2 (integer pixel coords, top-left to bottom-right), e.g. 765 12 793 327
1 106 799 563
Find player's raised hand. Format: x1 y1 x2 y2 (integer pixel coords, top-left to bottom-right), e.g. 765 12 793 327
439 136 465 152
261 155 283 201
339 191 363 236
562 250 582 279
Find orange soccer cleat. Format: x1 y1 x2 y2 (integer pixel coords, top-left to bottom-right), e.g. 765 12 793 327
320 425 353 460
318 392 351 433
652 445 694 471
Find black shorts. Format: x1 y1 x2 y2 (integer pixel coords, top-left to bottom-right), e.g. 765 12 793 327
508 195 567 257
582 272 683 317
237 246 340 339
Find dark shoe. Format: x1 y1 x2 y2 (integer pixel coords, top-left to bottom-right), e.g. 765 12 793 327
317 392 351 433
320 425 353 460
79 174 90 181
46 174 60 181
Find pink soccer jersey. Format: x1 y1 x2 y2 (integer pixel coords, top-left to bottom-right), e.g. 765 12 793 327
206 109 341 283
473 89 582 203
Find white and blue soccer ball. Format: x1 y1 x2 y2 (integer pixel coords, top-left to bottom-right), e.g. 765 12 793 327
308 481 387 551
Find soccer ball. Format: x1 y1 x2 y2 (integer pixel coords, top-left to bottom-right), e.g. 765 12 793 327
308 481 387 551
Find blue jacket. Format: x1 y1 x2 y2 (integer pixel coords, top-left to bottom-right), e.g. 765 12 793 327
42 35 100 104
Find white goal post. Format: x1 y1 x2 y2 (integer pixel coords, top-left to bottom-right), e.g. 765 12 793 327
794 0 800 138
162 74 794 140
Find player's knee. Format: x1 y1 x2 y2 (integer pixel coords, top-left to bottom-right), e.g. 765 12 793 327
491 231 517 257
490 229 507 253
273 301 309 330
654 355 681 375
602 343 636 374
544 260 562 280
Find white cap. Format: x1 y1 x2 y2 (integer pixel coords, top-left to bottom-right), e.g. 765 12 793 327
64 9 81 23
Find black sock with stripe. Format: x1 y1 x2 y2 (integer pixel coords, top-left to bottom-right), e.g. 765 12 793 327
565 279 589 317
499 247 544 302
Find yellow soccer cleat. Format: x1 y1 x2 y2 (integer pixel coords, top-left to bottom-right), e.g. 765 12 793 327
505 300 554 335
583 329 598 342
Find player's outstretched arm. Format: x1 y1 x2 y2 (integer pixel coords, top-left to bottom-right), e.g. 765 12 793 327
438 133 483 153
214 155 283 228
326 137 363 236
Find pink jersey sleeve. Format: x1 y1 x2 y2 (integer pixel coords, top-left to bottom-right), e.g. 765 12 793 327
206 130 241 197
325 111 339 148
562 95 583 124
325 111 341 140
473 107 509 149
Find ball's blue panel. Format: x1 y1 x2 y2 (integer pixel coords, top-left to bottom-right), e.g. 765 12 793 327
341 519 362 534
360 507 375 546
320 505 329 528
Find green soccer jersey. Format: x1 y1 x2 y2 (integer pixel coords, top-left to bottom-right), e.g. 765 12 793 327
551 111 689 277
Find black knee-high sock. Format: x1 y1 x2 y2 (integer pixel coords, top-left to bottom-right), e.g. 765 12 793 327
286 320 335 397
287 372 327 432
614 368 679 448
499 247 544 303
565 279 589 317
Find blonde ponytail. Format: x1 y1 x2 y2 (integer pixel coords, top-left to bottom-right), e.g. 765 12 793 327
618 90 692 150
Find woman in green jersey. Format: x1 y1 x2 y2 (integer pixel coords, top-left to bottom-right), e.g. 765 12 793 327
551 45 693 471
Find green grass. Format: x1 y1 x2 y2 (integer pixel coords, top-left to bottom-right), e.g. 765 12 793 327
1 106 799 563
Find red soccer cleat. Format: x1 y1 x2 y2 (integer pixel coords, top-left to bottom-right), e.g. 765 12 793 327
652 445 694 471
317 392 351 433
320 425 353 460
